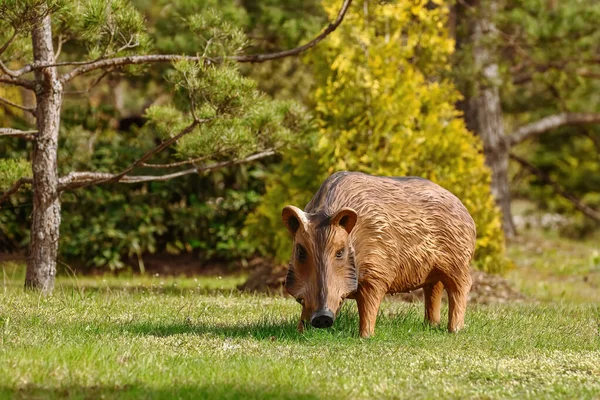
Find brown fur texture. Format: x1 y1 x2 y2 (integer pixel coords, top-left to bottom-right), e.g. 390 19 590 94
282 171 476 338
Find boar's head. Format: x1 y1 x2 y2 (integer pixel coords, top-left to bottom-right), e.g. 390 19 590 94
281 205 358 329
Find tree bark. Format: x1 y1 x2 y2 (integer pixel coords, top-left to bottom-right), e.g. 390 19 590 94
455 0 516 238
26 12 63 293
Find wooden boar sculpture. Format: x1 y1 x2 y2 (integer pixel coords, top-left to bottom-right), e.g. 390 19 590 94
282 171 476 338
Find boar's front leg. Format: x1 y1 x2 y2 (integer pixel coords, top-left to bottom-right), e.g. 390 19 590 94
297 306 311 334
356 283 386 338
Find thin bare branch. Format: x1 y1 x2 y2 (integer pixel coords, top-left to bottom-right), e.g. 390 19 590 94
57 55 194 82
59 149 276 190
191 149 275 171
509 113 600 146
0 177 32 207
0 60 19 77
577 69 600 79
0 74 36 90
510 153 600 223
230 0 352 62
0 128 37 140
54 34 65 59
141 152 219 169
114 34 140 54
57 0 353 83
103 119 207 185
512 61 565 85
512 57 600 85
63 68 113 95
0 29 18 56
0 96 36 116
12 35 140 78
58 118 211 190
7 54 123 77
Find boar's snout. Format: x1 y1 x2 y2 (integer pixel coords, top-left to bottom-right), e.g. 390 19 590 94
310 308 334 329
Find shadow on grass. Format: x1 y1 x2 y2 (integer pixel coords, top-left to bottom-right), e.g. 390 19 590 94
118 318 304 340
101 307 365 341
56 284 242 297
111 307 437 341
1 383 321 400
1 279 244 297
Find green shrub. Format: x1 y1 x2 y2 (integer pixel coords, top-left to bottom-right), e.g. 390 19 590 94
248 0 510 274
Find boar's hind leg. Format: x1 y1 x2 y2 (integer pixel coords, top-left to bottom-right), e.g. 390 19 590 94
423 281 444 326
356 284 386 338
446 269 472 333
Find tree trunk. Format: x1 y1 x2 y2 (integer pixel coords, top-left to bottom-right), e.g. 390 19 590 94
25 13 63 292
454 0 516 238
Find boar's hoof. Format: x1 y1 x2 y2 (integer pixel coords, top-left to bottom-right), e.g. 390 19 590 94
310 309 334 329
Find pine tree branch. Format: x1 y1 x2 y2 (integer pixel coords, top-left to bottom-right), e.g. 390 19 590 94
512 58 600 85
0 128 37 140
0 29 18 56
54 34 65 59
140 151 222 168
509 113 600 146
512 61 565 85
58 149 276 190
63 68 113 95
0 96 36 116
12 39 141 78
59 117 213 190
95 119 204 186
510 153 600 223
0 177 32 207
0 60 18 77
229 0 352 63
0 74 36 90
56 0 352 83
576 69 600 80
58 55 203 83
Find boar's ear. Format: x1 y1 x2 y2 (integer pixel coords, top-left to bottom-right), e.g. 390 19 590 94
282 205 308 236
331 207 358 234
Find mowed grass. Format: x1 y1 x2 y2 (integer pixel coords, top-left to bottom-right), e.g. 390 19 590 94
0 268 599 400
506 229 600 303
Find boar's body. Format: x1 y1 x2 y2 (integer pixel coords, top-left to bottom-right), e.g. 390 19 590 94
306 171 476 295
284 171 476 337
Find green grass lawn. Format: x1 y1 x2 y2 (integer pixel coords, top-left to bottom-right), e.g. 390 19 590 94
506 229 600 304
0 268 599 399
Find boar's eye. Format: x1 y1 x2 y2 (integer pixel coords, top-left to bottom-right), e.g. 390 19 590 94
335 248 344 259
296 245 307 262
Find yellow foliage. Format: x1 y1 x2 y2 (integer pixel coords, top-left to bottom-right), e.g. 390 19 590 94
248 0 509 273
0 86 25 120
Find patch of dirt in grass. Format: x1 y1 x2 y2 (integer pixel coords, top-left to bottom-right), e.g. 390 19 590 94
239 263 529 304
467 269 529 304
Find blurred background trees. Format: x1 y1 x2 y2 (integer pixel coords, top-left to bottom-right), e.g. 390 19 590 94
1 0 598 277
0 0 317 290
248 0 508 273
452 0 600 238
